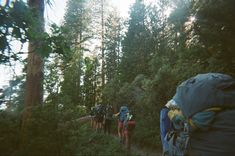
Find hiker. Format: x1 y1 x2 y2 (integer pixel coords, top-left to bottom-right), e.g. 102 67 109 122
90 106 96 129
93 105 99 130
165 73 235 156
104 105 113 134
95 104 105 132
114 106 129 142
123 111 136 150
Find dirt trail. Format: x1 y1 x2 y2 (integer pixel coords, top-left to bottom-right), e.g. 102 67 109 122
110 134 161 156
131 144 162 156
78 116 162 156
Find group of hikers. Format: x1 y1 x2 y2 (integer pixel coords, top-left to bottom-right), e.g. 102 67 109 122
88 73 235 155
160 73 235 156
90 104 136 150
90 104 113 134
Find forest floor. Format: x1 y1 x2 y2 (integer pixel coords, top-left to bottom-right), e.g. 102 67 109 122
78 115 162 156
131 144 161 156
111 134 161 156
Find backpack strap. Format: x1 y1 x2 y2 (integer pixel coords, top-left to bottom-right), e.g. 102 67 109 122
188 107 223 131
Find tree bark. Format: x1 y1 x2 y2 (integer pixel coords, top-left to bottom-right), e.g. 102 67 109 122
20 0 44 151
101 0 105 88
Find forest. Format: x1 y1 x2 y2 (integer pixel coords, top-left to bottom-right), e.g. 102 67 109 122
0 0 235 155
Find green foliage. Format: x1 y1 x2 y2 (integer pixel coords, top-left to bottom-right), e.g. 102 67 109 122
3 0 235 154
0 102 135 156
104 10 123 82
189 0 235 76
0 101 88 156
0 111 20 156
82 57 99 108
102 77 120 109
75 125 133 156
120 0 152 83
0 1 72 64
2 75 25 112
102 0 235 149
28 24 72 58
0 0 30 62
49 24 72 57
59 53 83 107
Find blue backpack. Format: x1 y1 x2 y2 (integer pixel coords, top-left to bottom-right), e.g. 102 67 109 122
119 106 129 122
166 73 235 156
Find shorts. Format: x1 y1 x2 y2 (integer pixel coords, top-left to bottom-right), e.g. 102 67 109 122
118 121 124 129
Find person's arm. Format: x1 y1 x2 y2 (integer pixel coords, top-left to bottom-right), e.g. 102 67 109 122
113 112 120 117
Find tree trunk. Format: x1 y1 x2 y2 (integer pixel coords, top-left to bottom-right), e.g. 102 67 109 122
101 0 105 89
20 0 44 151
24 43 44 107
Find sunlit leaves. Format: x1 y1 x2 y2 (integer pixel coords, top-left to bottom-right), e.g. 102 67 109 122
0 1 29 62
0 0 72 63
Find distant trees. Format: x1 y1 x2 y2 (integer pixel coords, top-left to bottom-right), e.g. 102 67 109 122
1 0 235 153
189 0 235 75
120 0 151 83
59 0 90 107
83 57 99 109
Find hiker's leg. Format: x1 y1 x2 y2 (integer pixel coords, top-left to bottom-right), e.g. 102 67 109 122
97 122 100 131
124 129 130 149
118 121 121 137
95 122 97 131
121 125 125 144
90 118 92 127
107 120 111 134
102 118 105 132
128 131 132 150
118 121 124 143
97 117 102 131
95 119 98 131
91 117 94 128
118 121 123 138
99 122 102 131
104 120 107 133
105 120 110 134
93 118 96 129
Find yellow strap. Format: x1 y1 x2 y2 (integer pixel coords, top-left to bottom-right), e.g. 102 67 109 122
204 107 222 112
188 118 197 129
188 107 223 129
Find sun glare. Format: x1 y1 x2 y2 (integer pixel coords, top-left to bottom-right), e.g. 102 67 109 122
110 0 135 17
164 7 173 17
189 16 196 22
110 0 158 17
